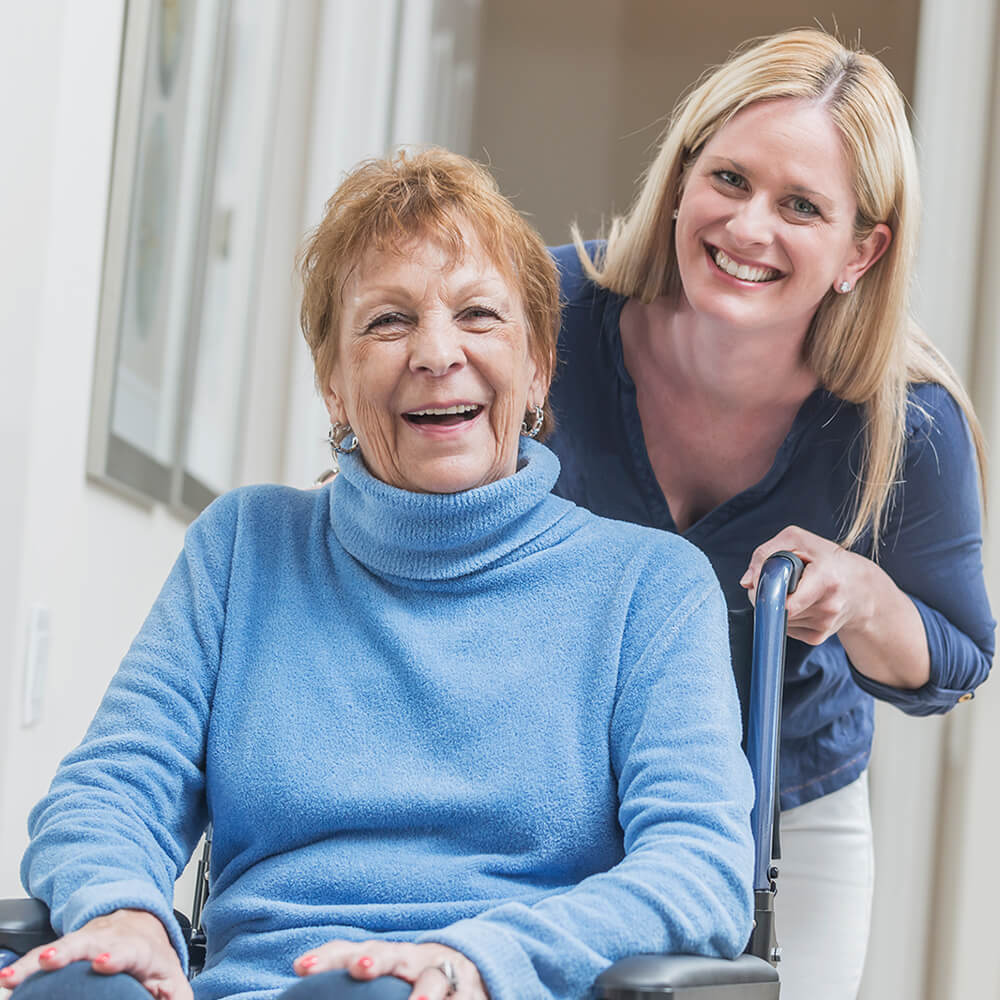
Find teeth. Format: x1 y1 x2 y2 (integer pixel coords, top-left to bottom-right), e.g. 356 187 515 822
408 404 480 416
712 248 780 283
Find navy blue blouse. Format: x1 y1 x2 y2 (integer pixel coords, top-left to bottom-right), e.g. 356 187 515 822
547 243 995 809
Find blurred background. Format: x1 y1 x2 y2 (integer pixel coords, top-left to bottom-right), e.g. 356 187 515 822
1 2 998 997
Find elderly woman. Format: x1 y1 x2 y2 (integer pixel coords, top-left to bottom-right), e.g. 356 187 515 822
1 149 754 1000
546 28 994 1000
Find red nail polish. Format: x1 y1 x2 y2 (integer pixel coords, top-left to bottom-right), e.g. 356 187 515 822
300 956 317 969
40 948 56 960
0 968 15 977
358 956 373 970
95 954 111 963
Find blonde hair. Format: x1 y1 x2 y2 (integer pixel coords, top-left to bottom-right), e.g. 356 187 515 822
573 28 985 550
299 147 560 439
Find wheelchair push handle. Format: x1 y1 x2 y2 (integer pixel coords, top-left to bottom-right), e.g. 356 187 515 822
746 549 804 893
760 549 804 593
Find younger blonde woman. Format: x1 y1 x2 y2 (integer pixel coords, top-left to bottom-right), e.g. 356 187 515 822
547 28 993 1000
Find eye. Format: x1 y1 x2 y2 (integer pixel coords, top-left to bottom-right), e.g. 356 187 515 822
787 196 820 218
459 306 503 327
364 311 410 333
714 169 747 190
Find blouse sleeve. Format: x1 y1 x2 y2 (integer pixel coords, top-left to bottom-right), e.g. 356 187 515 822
18 493 240 968
848 384 995 714
418 547 755 1000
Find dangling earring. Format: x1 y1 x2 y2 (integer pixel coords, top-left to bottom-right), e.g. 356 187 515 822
521 404 544 439
327 422 359 455
837 280 853 294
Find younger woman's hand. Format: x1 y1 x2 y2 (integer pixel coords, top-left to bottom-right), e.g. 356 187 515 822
0 908 190 1000
294 939 488 1000
740 525 873 645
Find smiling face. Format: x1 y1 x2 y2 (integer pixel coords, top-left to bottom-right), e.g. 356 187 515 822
674 98 890 338
324 233 547 494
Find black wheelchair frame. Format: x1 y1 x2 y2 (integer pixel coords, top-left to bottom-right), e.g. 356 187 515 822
0 552 803 999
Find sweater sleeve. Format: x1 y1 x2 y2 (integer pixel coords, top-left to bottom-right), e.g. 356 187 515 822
847 385 994 714
19 493 240 968
418 553 755 1000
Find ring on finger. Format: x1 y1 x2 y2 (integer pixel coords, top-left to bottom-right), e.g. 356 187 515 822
433 959 459 996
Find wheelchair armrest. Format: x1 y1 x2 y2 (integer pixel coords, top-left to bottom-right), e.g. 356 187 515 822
594 953 779 999
0 898 56 956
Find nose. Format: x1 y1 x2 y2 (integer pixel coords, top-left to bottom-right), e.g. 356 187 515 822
408 314 465 376
725 194 774 248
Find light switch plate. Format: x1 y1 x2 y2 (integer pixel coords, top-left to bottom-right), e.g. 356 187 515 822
22 604 50 728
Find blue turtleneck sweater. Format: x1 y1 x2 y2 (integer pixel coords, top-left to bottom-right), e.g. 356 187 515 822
22 441 754 1000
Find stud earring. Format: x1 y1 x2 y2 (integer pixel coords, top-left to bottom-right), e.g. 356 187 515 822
672 209 679 221
838 281 852 294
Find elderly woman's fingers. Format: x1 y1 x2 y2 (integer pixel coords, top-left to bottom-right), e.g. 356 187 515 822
345 942 411 981
293 939 361 976
0 909 190 1000
293 940 487 999
0 941 48 988
407 946 488 1000
294 939 417 980
0 924 113 987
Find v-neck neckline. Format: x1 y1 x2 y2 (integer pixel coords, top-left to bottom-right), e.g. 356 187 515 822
603 291 839 540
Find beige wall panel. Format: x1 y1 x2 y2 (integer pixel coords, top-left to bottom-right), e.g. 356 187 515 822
473 0 918 245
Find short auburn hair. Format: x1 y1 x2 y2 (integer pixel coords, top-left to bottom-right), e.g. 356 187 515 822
298 147 560 438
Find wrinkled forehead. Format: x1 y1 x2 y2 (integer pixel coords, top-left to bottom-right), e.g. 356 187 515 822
340 215 521 302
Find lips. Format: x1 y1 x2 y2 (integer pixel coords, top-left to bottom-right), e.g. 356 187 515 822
707 244 783 283
403 403 484 427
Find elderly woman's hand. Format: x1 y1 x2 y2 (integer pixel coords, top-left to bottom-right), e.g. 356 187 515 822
294 939 488 1000
0 909 190 999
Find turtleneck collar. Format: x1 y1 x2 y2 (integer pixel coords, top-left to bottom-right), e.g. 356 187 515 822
328 438 571 581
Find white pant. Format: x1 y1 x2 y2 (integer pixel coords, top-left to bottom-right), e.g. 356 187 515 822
774 771 874 1000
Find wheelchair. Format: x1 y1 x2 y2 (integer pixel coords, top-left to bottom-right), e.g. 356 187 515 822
0 553 803 999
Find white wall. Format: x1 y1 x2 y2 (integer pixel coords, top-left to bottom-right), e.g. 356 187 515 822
0 3 65 864
918 3 1000 996
0 3 195 892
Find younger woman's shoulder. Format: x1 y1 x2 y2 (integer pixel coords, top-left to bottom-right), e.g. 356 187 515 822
898 382 980 499
549 240 607 306
905 381 971 441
